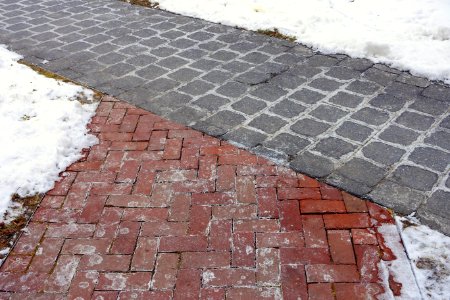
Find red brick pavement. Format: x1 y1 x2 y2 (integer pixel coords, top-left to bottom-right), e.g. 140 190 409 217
0 96 401 299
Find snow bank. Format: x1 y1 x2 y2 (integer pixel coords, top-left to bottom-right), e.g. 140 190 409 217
156 0 450 83
0 45 98 221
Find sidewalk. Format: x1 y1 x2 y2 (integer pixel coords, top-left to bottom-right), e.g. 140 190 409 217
0 96 408 299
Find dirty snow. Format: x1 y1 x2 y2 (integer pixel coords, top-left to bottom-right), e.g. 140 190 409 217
156 0 450 83
396 215 450 299
0 45 98 221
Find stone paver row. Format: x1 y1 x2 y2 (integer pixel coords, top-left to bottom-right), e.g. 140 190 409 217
0 0 449 234
0 96 405 299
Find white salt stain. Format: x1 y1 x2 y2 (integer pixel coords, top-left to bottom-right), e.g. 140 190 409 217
202 270 216 284
88 254 103 266
246 245 254 255
105 273 127 290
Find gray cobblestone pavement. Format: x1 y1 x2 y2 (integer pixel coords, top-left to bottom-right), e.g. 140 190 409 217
1 0 449 234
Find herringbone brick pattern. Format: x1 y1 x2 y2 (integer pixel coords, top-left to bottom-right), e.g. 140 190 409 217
0 96 399 299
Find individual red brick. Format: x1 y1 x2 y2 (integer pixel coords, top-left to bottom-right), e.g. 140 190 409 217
0 272 48 292
200 288 225 300
128 107 152 115
198 155 217 179
367 202 395 224
119 113 139 132
320 184 343 200
255 175 277 188
110 141 148 151
209 220 232 251
107 108 126 124
29 238 64 273
106 195 153 207
147 183 172 207
67 271 98 300
152 253 179 290
11 222 46 255
352 228 378 245
277 176 299 188
47 172 77 196
63 182 90 209
305 264 360 283
158 169 197 182
256 248 280 285
140 221 188 237
45 223 95 238
94 207 122 238
192 193 234 205
39 195 65 208
232 232 255 267
162 138 182 160
180 252 230 268
116 160 140 183
281 265 308 300
335 283 384 300
203 269 255 287
302 215 328 248
342 192 368 212
200 144 237 156
133 130 152 141
90 182 133 195
44 255 80 292
96 101 114 117
256 188 279 218
87 143 110 161
78 254 131 271
212 204 257 220
173 269 201 300
75 171 116 184
100 132 132 141
279 248 330 265
234 219 280 233
226 287 281 299
236 176 256 204
354 245 381 282
78 195 107 223
97 272 152 290
189 205 211 235
172 180 215 193
154 120 186 130
169 193 191 222
308 283 334 300
184 136 219 149
118 291 172 300
180 147 199 169
67 160 103 172
216 165 236 191
256 232 304 248
328 230 356 264
277 188 321 200
298 174 321 188
33 208 80 223
61 238 111 255
323 213 371 229
237 165 277 176
121 208 167 221
133 171 155 195
168 129 203 139
103 151 125 172
0 255 32 273
159 236 208 252
300 200 346 213
110 221 140 254
278 200 302 231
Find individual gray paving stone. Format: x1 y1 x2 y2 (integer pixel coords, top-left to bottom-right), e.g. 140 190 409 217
250 84 288 102
84 34 111 44
167 68 201 82
396 73 430 88
440 115 450 129
264 133 310 156
204 110 246 130
169 38 197 49
178 48 207 60
346 80 380 95
222 61 254 73
290 88 326 105
140 37 167 48
61 41 91 52
90 43 118 55
209 50 239 61
230 41 260 53
135 65 167 80
110 35 140 46
362 142 406 165
309 77 343 92
147 91 192 108
304 55 339 67
273 53 304 65
270 73 306 90
188 31 213 41
151 46 178 57
190 59 221 71
409 96 449 116
335 121 373 142
142 77 180 93
167 106 207 125
424 130 450 151
235 70 272 85
103 62 134 77
97 52 126 65
327 173 372 196
231 97 267 115
160 29 185 40
334 158 386 187
422 83 450 102
310 104 347 123
202 70 233 84
392 165 440 192
374 63 402 75
198 41 226 51
290 66 322 78
192 121 228 137
179 80 214 96
379 125 420 146
216 81 248 98
156 56 189 69
395 111 435 131
126 54 157 67
104 27 132 37
350 107 389 127
421 190 450 220
314 137 357 159
408 147 450 172
270 100 306 118
108 76 145 91
240 52 270 64
255 62 289 75
223 127 267 148
248 114 287 134
290 151 335 178
133 28 158 38
362 67 398 87
325 67 360 80
369 93 407 112
329 91 364 108
368 180 425 214
77 71 115 87
152 21 177 31
193 94 229 111
384 81 423 100
217 32 242 43
291 118 330 137
339 57 373 71
177 22 206 33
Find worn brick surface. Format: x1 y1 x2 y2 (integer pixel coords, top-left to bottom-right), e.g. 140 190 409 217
0 97 406 298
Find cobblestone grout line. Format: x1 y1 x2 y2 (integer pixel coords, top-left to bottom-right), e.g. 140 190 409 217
0 0 449 234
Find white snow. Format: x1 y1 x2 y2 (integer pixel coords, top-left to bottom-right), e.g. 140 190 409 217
0 45 98 221
396 216 450 299
156 0 450 83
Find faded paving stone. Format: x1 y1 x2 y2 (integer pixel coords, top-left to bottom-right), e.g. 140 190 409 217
362 142 405 165
193 94 229 111
339 58 373 71
335 158 386 187
167 107 207 125
422 83 450 102
231 97 267 115
264 133 310 156
290 89 326 105
179 80 214 96
204 110 246 130
250 84 287 102
379 125 420 146
223 127 267 148
216 81 248 98
336 121 373 142
325 67 360 80
310 104 347 123
202 70 233 84
329 92 364 108
409 96 449 116
351 107 390 126
314 137 357 159
248 114 287 134
408 147 450 172
270 73 307 90
291 118 330 137
391 165 438 191
384 81 423 100
346 80 380 95
270 100 306 118
395 111 435 131
326 173 372 196
424 130 450 151
290 152 335 178
309 78 342 92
